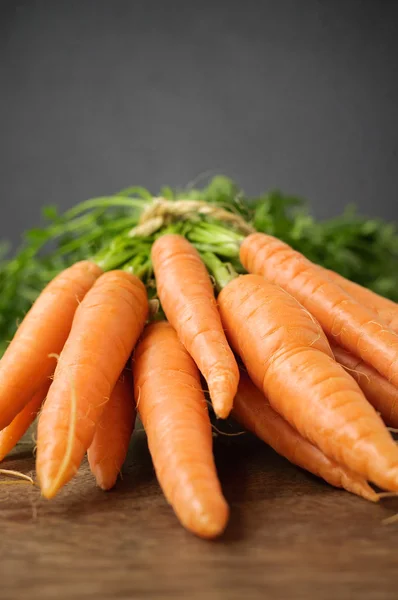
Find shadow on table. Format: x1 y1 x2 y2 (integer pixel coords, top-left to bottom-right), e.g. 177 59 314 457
2 426 398 540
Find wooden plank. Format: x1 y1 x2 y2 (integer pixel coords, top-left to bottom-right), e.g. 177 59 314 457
1 432 397 600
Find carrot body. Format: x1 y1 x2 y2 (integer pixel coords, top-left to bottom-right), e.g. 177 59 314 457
324 269 398 332
151 234 239 418
331 344 398 428
324 268 398 317
233 371 378 502
218 274 398 491
88 369 136 491
0 261 102 430
133 321 229 539
0 379 51 462
36 271 148 499
240 233 398 387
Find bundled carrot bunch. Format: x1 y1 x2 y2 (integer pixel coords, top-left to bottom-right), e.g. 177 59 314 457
0 177 397 539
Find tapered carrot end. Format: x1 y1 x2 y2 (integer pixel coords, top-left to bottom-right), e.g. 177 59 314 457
208 373 238 419
89 461 119 491
385 467 398 493
185 497 230 540
0 436 11 462
365 461 398 494
39 476 62 500
37 458 78 499
340 475 379 503
211 396 233 420
0 440 14 463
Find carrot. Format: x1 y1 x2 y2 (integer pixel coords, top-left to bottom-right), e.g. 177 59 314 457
151 234 239 418
0 379 51 462
87 369 136 491
240 233 398 387
330 343 398 428
233 370 378 502
323 268 398 332
324 268 398 317
0 261 102 430
133 321 229 539
218 273 398 491
36 270 148 499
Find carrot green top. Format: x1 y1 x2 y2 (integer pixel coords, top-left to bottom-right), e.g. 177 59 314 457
1 175 397 355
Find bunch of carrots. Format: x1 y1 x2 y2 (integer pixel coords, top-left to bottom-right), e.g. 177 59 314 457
0 184 398 539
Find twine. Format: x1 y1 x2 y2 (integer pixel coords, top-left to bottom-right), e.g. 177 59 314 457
128 197 255 238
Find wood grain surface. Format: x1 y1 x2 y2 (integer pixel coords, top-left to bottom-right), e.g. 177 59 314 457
1 431 397 600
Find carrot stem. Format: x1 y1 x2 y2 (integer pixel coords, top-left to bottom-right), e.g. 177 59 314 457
63 196 144 220
200 252 238 292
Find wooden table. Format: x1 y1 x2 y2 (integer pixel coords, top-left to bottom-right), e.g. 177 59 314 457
1 432 397 600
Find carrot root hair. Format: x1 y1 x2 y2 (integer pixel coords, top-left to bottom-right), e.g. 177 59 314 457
0 469 35 485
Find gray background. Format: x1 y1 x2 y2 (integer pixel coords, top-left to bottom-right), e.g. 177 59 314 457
1 0 397 246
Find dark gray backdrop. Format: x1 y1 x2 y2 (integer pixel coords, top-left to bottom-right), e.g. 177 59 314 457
1 0 397 246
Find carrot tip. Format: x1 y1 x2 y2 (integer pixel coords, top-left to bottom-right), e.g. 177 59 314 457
192 507 229 539
208 376 237 419
40 483 59 500
183 496 230 539
211 402 233 420
351 484 380 503
38 463 78 499
91 467 118 491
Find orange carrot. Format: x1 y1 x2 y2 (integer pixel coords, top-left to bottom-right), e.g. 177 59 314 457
323 268 398 332
0 379 51 462
218 273 398 491
88 369 136 490
36 271 148 499
133 321 229 539
240 233 398 387
151 234 239 418
330 343 398 428
233 370 378 502
0 261 102 430
324 268 398 317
